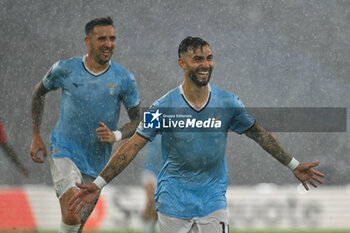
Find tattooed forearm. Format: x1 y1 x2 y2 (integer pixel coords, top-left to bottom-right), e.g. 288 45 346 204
118 104 141 139
245 122 293 165
100 135 148 183
31 82 48 134
101 153 129 183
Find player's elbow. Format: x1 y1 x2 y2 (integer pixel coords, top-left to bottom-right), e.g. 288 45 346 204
32 82 49 100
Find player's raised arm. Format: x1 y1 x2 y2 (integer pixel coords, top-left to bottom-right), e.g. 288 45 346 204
30 81 49 163
69 132 148 214
244 121 324 190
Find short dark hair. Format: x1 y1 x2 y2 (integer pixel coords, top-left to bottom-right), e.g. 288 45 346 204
85 17 114 35
178 36 210 58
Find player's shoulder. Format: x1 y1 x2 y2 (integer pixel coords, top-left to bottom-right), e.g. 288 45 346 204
110 61 134 79
47 57 81 78
211 84 237 99
57 56 82 67
51 57 82 71
210 84 242 105
152 86 181 108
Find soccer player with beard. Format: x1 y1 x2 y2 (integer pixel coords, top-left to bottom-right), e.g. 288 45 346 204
30 17 141 233
69 36 324 233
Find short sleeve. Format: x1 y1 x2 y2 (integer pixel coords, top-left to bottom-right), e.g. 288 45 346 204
121 73 140 109
228 95 255 134
41 61 64 91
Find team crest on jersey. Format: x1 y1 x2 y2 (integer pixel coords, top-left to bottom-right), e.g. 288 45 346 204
106 83 119 95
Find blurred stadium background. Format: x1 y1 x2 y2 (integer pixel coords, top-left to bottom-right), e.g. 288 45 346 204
1 0 350 232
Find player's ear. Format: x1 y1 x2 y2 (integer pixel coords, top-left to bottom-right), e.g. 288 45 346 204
178 57 185 69
84 36 89 48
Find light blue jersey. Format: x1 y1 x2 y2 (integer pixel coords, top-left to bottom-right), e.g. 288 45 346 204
42 56 139 177
137 84 255 219
142 134 162 176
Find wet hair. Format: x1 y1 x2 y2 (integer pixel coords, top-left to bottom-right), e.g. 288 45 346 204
85 17 114 36
178 36 210 58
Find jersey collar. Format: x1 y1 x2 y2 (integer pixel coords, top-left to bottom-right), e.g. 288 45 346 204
180 84 211 112
82 54 111 77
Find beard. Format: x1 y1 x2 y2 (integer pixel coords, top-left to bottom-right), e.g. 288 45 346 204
189 67 212 87
90 44 113 65
96 51 113 65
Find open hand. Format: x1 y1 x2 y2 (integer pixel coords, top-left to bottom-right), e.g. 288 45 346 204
68 182 100 214
293 160 324 191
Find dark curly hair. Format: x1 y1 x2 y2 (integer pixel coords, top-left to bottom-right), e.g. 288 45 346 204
85 17 114 36
178 36 210 58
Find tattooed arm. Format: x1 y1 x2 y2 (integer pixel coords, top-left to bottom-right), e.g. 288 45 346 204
119 104 141 139
30 81 49 163
100 133 147 182
245 121 324 190
69 133 148 213
244 121 293 166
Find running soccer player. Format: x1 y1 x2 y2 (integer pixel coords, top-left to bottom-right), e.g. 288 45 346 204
0 119 29 177
30 17 141 233
69 36 324 233
141 134 162 233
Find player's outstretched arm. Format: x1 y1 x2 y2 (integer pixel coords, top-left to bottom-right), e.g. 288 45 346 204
69 133 148 214
245 122 293 165
30 82 49 163
244 121 324 190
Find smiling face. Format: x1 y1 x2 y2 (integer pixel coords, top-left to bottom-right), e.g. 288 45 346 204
85 25 116 65
179 45 214 87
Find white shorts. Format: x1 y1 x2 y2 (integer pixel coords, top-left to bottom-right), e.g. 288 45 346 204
141 169 157 186
49 156 100 222
158 209 229 233
49 156 94 199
